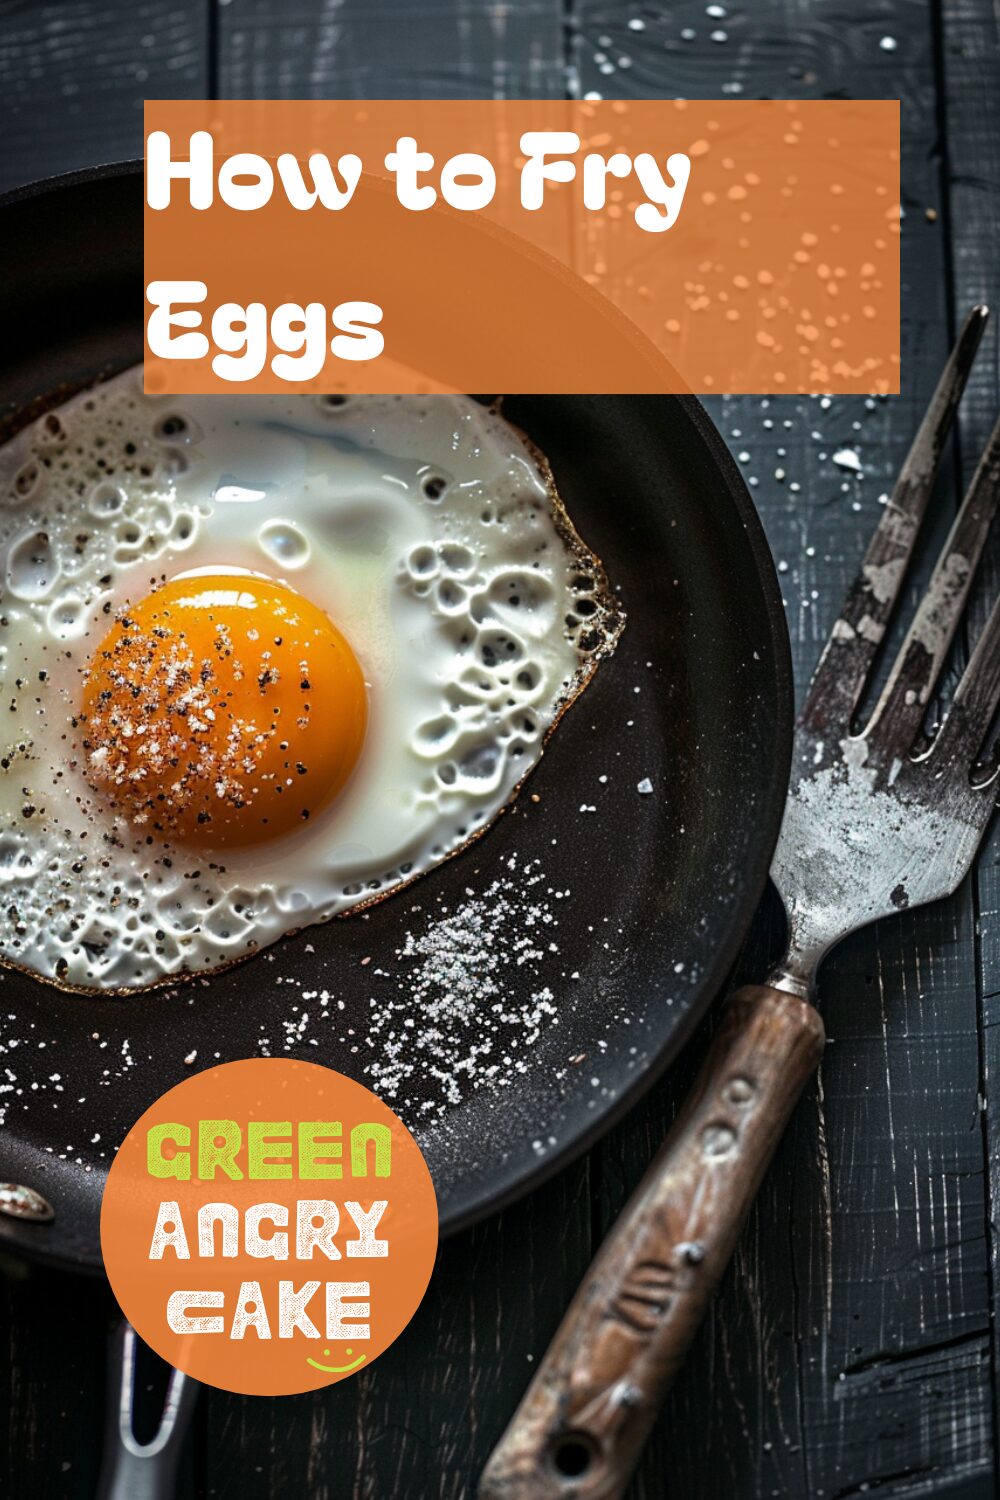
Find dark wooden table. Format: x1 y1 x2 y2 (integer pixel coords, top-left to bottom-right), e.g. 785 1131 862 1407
2 2 999 1496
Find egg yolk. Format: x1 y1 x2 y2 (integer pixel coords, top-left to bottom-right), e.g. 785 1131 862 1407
79 574 367 849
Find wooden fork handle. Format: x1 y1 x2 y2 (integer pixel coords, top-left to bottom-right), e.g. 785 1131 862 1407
479 984 825 1500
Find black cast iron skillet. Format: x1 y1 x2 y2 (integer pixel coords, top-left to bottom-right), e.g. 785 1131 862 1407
0 167 792 1285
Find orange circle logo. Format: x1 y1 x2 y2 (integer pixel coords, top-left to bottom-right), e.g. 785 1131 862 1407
101 1059 438 1395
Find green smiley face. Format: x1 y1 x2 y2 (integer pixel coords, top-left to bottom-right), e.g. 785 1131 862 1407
306 1346 368 1374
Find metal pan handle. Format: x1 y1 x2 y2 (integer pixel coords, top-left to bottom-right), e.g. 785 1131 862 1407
97 1321 199 1500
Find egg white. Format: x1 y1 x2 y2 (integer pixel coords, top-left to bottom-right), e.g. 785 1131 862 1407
0 372 621 990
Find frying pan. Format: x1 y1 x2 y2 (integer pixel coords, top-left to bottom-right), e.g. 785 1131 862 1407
0 167 792 1286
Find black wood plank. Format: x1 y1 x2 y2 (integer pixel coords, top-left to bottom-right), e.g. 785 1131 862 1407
938 0 1000 1484
0 1 209 194
218 0 565 100
1 1260 116 1500
574 2 994 1496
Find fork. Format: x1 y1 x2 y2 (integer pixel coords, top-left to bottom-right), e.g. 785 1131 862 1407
479 305 1000 1500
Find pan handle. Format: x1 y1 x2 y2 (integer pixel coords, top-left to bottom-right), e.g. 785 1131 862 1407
478 984 825 1500
97 1321 199 1500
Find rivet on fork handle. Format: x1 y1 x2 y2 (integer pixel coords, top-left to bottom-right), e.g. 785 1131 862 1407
479 986 824 1500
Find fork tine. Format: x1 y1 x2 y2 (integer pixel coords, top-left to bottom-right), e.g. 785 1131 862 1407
864 408 1000 746
925 588 1000 780
799 304 989 737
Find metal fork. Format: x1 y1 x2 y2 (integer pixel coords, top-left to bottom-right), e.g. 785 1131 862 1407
480 305 1000 1500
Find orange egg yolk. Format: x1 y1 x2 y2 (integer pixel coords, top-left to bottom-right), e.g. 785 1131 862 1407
79 574 367 849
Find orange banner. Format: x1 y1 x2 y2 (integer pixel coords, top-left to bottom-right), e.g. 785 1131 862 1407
144 99 900 395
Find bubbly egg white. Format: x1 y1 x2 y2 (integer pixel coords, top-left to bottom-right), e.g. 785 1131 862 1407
0 371 621 991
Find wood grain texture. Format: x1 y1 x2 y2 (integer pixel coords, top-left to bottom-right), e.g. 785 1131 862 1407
217 0 564 100
0 2 998 1498
938 0 1000 1485
1 1261 115 1500
0 0 208 195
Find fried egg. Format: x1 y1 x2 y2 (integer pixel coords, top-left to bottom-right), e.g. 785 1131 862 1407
0 372 622 991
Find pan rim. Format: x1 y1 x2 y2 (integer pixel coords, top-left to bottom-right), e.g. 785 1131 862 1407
0 168 793 1266
439 393 793 1236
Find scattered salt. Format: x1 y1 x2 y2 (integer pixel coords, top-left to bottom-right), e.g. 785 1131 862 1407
363 858 563 1117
